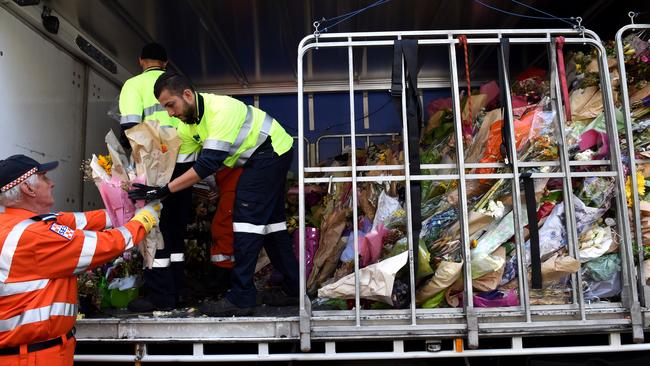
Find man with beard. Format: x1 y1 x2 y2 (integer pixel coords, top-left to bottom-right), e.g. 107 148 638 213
129 72 299 316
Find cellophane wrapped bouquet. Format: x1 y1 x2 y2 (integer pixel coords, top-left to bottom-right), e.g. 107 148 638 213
125 120 181 268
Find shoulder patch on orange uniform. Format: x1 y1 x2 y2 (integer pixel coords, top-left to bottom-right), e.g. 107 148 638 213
50 222 74 240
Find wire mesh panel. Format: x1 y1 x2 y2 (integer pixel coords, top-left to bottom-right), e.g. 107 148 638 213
296 28 642 352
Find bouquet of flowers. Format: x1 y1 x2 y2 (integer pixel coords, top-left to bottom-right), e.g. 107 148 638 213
125 120 181 268
105 248 144 308
83 130 142 228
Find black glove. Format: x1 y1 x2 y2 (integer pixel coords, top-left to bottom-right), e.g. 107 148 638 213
128 183 170 201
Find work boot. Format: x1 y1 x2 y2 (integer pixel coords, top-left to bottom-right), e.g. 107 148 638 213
199 297 253 317
127 297 173 313
260 288 299 307
205 266 232 296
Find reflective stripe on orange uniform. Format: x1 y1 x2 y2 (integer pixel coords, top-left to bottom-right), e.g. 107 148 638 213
210 167 242 269
57 209 113 231
0 207 147 348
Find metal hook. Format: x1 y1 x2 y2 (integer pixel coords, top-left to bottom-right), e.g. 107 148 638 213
313 20 321 49
628 11 637 25
573 17 586 42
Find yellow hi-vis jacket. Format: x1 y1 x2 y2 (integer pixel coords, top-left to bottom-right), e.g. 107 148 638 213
176 93 293 177
118 67 179 128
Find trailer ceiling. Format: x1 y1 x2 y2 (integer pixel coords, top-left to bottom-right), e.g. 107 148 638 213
46 0 646 92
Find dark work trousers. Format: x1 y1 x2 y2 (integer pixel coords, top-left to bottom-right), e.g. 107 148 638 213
143 162 193 308
226 140 299 308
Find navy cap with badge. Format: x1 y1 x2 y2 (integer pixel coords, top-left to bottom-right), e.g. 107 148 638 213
0 154 59 192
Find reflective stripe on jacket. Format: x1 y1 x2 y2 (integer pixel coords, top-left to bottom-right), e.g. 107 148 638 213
119 67 179 128
176 93 293 168
0 208 147 348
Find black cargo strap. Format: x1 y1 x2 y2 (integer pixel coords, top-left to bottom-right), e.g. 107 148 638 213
522 173 542 289
497 38 512 165
391 39 422 281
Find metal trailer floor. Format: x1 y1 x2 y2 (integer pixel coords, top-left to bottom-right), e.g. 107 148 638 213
73 305 650 362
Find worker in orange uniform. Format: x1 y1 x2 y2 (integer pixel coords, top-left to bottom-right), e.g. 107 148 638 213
0 154 161 366
209 167 242 278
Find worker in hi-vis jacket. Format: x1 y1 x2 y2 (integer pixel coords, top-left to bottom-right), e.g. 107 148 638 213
129 72 299 316
118 43 189 312
0 154 161 365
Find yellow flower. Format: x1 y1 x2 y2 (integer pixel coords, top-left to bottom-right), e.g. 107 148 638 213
638 173 646 197
97 154 113 176
626 171 646 206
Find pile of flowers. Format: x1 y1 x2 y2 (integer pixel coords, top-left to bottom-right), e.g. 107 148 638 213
302 37 644 309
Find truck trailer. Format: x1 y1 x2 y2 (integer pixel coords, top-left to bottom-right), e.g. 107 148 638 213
1 0 650 363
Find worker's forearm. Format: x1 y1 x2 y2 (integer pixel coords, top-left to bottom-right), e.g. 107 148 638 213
168 167 201 193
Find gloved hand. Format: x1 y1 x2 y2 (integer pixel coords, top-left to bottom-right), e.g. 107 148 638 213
128 183 170 201
131 201 163 233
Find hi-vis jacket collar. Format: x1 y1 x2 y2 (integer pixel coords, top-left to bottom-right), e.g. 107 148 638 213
190 92 205 125
144 67 165 73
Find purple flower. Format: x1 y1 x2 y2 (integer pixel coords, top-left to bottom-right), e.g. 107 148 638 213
123 250 132 261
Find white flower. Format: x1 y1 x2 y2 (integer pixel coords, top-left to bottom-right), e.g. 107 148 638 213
478 200 506 219
575 150 596 161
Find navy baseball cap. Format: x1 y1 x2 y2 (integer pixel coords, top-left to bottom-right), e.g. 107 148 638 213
0 155 58 192
140 42 167 62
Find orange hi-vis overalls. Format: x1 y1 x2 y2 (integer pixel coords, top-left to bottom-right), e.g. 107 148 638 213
0 207 147 366
210 167 243 269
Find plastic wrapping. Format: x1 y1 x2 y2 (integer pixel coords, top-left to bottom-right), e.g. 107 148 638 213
526 194 610 265
447 289 519 308
89 131 142 228
415 259 463 305
584 271 622 301
583 253 621 282
471 208 527 279
293 227 320 280
318 251 409 306
124 120 181 268
390 238 434 282
578 226 614 263
340 217 388 268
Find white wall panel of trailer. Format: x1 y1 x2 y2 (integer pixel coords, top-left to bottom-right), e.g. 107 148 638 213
82 69 120 211
0 6 84 212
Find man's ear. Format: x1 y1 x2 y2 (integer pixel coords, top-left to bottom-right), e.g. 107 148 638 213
20 182 35 197
182 89 194 104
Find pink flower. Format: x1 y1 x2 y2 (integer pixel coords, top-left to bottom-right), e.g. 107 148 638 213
641 55 649 63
